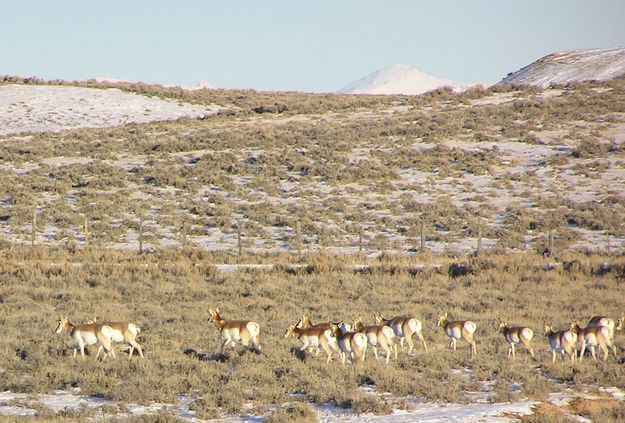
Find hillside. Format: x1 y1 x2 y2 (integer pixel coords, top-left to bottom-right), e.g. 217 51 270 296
337 64 467 95
0 77 624 256
0 83 218 136
500 47 625 87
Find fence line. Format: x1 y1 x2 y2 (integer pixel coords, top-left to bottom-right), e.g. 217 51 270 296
6 209 624 257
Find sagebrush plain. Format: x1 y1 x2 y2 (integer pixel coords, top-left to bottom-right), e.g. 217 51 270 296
1 76 625 421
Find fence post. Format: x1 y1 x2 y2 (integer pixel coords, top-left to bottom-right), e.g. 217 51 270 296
181 217 187 247
476 222 482 255
296 221 302 256
83 214 90 251
358 225 363 253
31 206 37 247
606 231 611 254
237 219 243 257
138 217 144 254
419 220 426 254
548 228 554 256
543 228 555 257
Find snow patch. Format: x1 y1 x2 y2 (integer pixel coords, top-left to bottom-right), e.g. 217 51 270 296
0 84 219 136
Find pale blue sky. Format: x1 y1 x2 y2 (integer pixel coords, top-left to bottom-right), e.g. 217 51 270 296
2 1 624 92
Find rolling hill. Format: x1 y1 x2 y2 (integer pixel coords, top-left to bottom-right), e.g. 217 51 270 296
0 75 624 256
500 47 625 87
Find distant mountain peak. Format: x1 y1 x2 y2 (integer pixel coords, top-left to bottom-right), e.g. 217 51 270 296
337 64 467 95
500 47 625 87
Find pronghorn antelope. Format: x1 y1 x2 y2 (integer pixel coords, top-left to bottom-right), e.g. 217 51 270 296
353 318 397 364
55 317 115 360
374 313 428 354
437 313 477 357
208 308 261 353
297 313 336 331
283 324 336 363
86 317 144 359
587 315 618 356
570 320 613 361
296 313 341 357
332 322 368 365
543 323 577 363
497 320 534 359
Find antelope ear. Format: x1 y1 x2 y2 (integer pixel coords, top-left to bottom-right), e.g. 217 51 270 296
215 308 220 314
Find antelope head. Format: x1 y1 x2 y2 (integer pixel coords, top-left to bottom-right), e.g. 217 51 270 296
283 325 296 338
208 308 222 323
352 317 364 331
330 322 342 337
543 322 555 336
437 312 449 327
617 314 625 331
299 313 313 328
336 321 352 334
55 316 69 334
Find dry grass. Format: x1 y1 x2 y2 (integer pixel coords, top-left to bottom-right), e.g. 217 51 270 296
2 76 625 419
1 247 624 419
568 398 625 422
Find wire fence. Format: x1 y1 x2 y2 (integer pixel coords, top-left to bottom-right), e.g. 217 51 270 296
4 206 622 258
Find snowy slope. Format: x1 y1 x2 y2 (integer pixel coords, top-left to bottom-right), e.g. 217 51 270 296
0 84 218 136
500 47 625 87
337 64 467 95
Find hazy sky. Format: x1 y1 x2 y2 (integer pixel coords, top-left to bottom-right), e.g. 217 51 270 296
2 1 624 92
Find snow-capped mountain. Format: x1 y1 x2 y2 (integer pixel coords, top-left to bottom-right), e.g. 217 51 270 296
499 47 625 87
337 64 467 95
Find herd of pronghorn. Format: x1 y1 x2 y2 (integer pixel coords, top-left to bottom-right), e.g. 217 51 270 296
55 309 625 365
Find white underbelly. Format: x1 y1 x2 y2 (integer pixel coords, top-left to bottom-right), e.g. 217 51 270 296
302 336 321 347
506 333 521 344
447 327 462 339
366 333 379 345
392 324 405 337
111 331 126 343
225 330 241 341
77 332 99 346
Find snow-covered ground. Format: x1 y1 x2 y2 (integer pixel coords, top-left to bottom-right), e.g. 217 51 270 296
499 47 625 87
2 381 623 422
0 389 539 422
0 84 218 136
314 400 536 423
